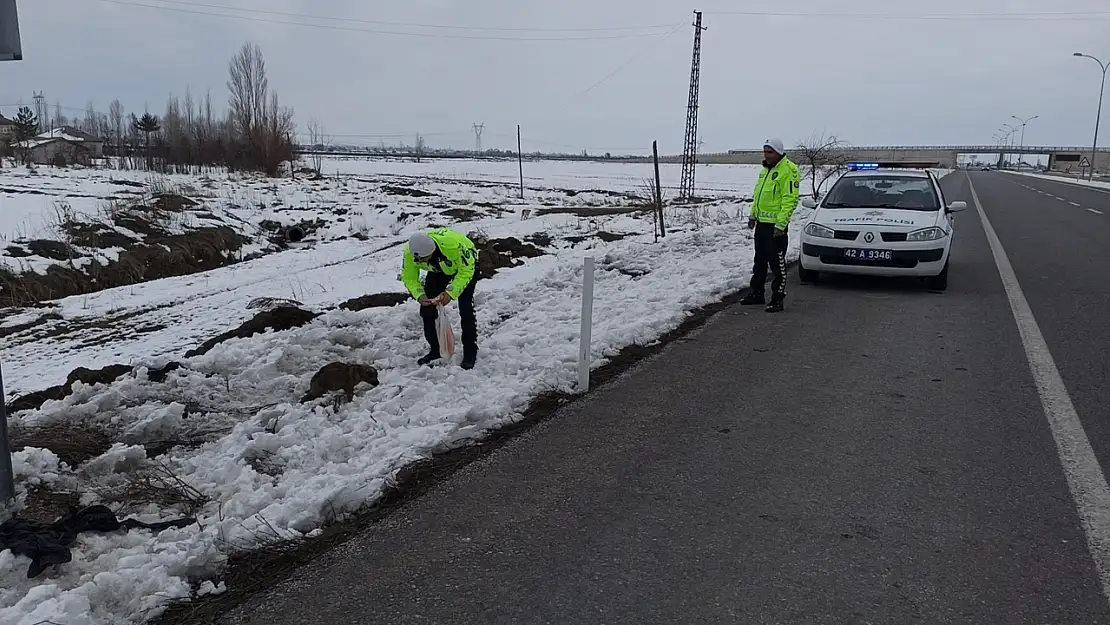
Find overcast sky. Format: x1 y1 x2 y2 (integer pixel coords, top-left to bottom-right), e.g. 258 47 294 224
3 0 1110 155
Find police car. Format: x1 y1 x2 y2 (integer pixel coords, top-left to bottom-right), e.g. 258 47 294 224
797 163 965 290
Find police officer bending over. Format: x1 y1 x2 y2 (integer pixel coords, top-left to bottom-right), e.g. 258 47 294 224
402 228 480 369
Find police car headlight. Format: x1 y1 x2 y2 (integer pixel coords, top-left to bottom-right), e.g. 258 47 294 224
906 227 947 242
804 223 835 238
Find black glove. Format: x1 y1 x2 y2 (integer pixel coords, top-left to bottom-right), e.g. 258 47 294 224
747 218 756 229
773 227 787 237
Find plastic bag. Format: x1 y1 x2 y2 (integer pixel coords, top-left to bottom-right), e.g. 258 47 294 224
436 304 456 360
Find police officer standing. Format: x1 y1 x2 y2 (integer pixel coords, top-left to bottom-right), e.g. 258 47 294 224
740 138 801 313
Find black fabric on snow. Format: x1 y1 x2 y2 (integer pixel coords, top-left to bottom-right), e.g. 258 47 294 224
0 504 196 578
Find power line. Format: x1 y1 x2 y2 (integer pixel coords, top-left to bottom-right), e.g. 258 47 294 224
709 9 1110 21
295 132 461 139
486 132 649 152
575 24 686 96
82 0 683 41
121 0 679 33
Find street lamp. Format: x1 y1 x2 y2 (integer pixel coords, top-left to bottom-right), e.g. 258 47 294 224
1012 115 1038 169
1074 52 1108 180
1001 125 1017 169
992 132 1008 168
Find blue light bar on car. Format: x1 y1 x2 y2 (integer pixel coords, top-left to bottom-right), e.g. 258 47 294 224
848 162 880 170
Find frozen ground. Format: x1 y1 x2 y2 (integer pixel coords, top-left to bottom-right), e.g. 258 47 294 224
0 158 951 625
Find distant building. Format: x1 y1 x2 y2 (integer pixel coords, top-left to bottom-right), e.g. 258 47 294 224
14 125 105 165
0 114 15 141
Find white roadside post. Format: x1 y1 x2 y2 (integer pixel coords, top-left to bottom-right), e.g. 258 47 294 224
577 256 595 392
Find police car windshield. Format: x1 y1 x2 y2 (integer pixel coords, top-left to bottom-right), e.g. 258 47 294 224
823 175 940 211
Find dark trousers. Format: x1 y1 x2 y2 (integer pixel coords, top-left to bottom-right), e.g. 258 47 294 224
420 271 478 353
750 222 789 301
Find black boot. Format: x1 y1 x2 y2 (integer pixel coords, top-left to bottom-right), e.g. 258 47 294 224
417 350 440 366
765 299 784 313
460 345 478 370
740 291 765 306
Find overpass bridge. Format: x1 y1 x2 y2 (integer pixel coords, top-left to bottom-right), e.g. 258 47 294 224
686 145 1110 172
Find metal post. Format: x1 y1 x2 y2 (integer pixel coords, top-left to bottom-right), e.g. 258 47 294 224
1093 71 1107 180
577 257 595 392
0 362 15 504
517 125 524 199
652 141 665 238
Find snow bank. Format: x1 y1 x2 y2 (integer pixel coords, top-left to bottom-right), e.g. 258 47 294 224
1001 169 1110 190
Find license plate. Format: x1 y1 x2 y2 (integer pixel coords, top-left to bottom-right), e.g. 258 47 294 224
843 248 893 260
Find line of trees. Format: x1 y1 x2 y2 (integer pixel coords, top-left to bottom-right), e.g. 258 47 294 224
2 42 297 177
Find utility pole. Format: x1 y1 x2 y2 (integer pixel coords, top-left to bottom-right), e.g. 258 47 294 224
32 90 45 133
472 122 485 154
678 10 706 203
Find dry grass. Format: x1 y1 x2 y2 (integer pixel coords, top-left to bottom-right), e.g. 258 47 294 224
9 422 115 468
93 461 209 518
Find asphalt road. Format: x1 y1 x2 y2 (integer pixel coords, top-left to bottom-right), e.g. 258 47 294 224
219 171 1110 625
965 171 1110 478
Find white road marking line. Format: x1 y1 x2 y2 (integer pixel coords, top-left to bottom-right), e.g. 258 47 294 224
1055 196 1067 201
1071 202 1082 207
968 173 1110 603
1089 208 1103 215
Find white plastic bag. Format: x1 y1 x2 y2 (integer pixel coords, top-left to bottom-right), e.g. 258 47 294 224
436 304 456 360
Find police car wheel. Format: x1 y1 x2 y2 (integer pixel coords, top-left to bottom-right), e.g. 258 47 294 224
798 263 819 283
927 261 949 291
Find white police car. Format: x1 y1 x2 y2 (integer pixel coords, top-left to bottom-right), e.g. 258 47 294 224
797 163 965 290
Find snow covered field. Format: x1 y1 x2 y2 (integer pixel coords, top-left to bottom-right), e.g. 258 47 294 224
2 155 820 625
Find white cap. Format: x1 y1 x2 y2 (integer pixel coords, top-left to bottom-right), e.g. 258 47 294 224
408 232 436 258
763 138 785 155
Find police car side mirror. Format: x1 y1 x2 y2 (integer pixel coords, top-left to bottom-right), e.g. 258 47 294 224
800 198 817 209
946 201 967 213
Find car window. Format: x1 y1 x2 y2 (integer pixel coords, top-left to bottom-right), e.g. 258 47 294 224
823 175 941 211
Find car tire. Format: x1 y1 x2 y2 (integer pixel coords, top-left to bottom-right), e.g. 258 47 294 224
928 260 949 291
799 263 819 284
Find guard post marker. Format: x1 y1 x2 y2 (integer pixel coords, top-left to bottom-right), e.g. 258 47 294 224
578 257 595 392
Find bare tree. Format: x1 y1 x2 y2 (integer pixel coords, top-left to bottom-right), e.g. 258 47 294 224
306 117 325 174
227 42 268 144
226 42 294 176
795 133 852 200
83 101 99 136
414 133 426 163
52 101 67 130
108 99 124 161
